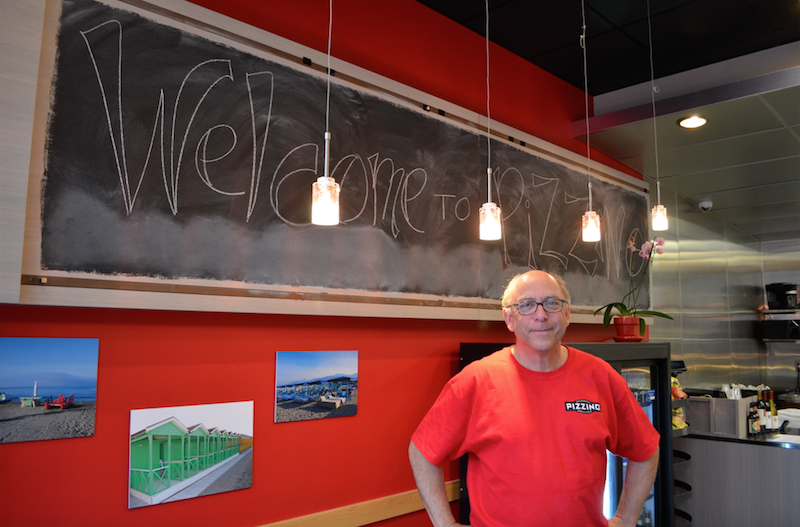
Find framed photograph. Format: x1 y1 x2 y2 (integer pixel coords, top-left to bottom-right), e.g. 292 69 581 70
0 337 99 443
275 351 358 423
128 401 253 508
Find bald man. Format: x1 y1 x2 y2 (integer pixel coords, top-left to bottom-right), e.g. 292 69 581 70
409 270 659 527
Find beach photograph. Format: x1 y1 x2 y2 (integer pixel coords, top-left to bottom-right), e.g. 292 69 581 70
275 350 358 424
129 401 254 508
0 337 99 443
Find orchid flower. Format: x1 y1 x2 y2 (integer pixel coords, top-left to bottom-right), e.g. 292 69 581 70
594 236 675 334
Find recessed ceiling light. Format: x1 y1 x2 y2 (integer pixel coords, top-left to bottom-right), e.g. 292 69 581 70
678 115 707 129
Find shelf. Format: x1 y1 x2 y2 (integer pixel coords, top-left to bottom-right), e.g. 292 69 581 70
672 398 688 408
762 309 800 318
673 449 691 469
758 319 799 340
675 508 692 526
674 480 692 502
673 426 690 438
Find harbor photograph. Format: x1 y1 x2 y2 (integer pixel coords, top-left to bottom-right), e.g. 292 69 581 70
275 350 358 423
0 337 99 443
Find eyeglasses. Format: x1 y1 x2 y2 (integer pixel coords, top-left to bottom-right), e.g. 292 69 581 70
506 298 567 315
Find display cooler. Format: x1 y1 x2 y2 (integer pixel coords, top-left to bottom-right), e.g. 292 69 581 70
458 342 674 527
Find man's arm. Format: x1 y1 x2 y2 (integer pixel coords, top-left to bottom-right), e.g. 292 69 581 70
608 449 660 527
408 440 467 527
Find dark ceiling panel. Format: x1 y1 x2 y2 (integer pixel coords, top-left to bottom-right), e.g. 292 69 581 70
416 0 800 95
488 2 584 59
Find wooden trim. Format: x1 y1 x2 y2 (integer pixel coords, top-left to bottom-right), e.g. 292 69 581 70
20 274 502 311
256 480 459 527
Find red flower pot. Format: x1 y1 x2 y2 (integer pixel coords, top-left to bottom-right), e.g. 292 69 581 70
613 316 643 342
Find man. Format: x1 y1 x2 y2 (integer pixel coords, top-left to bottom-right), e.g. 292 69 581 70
409 270 660 527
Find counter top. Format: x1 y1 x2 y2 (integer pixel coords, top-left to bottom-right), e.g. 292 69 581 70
686 428 800 449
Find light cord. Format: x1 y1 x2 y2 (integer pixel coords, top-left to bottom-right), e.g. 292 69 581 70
646 0 661 204
325 0 332 136
580 0 592 212
323 0 333 179
485 0 492 203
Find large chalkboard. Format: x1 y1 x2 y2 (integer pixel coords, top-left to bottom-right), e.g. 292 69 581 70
40 0 650 307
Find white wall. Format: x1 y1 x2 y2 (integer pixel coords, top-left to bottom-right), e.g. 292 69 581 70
0 0 46 303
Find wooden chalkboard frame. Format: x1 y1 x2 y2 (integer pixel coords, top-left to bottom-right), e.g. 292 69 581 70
16 0 651 321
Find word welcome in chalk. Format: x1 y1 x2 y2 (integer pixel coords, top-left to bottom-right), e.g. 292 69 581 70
82 20 478 235
80 19 590 245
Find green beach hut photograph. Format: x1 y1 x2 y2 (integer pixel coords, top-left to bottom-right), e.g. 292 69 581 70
129 401 253 508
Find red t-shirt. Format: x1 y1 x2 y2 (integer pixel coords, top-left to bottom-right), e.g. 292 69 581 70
412 346 660 527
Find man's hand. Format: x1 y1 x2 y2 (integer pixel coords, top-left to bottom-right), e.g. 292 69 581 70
607 516 627 527
607 449 659 527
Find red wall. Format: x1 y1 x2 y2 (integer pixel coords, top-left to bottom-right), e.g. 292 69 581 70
0 1 636 525
0 305 616 527
188 0 641 178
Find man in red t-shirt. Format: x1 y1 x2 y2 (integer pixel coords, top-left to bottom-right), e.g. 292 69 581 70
409 270 660 527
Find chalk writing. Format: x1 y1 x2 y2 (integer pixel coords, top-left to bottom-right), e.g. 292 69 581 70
41 0 650 305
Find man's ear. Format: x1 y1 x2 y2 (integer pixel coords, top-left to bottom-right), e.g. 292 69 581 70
502 308 515 332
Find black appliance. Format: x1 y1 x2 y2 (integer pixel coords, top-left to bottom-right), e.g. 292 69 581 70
765 283 798 309
458 342 674 527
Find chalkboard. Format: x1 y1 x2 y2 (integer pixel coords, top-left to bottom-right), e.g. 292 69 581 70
40 0 650 308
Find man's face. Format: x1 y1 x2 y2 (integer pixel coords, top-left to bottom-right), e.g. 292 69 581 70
502 272 570 353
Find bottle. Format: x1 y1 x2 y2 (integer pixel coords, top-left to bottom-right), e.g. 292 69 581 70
757 390 767 433
769 390 778 430
748 400 760 436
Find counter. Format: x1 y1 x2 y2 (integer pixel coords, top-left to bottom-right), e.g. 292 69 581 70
674 433 799 527
683 427 800 450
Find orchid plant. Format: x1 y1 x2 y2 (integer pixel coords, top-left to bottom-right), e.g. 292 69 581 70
594 236 674 335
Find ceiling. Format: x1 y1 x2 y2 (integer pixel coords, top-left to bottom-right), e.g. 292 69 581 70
416 0 800 242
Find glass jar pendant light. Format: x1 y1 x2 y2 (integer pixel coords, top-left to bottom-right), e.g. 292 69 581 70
311 177 340 225
581 183 601 242
478 0 501 241
581 211 601 242
311 0 340 226
651 204 668 231
480 169 502 240
579 1 600 243
647 0 668 232
311 131 340 226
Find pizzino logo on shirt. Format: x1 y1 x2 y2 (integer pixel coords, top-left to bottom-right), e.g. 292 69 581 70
565 400 601 414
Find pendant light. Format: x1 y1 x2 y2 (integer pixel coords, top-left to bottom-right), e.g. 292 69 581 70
479 0 501 241
647 0 668 232
580 1 600 242
581 186 601 242
311 0 340 226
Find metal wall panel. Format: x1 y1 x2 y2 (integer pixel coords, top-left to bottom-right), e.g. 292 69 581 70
677 214 730 343
725 225 763 340
647 187 794 392
680 339 734 390
730 338 765 388
648 189 682 346
766 341 800 394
